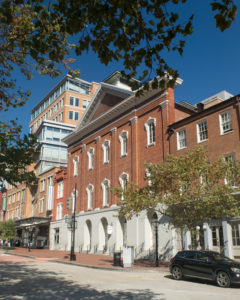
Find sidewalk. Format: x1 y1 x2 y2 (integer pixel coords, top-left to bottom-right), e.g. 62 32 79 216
7 247 169 272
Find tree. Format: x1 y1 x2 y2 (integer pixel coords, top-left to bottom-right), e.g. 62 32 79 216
0 0 238 183
0 219 16 242
113 147 240 232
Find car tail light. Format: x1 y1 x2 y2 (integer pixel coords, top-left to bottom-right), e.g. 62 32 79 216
170 257 174 263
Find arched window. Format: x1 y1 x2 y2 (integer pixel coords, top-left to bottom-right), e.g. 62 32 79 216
101 179 110 206
144 117 156 146
119 130 128 157
86 184 94 209
119 172 129 200
87 148 94 170
102 140 110 164
73 156 79 177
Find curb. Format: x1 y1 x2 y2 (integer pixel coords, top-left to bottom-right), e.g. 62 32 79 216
6 252 169 273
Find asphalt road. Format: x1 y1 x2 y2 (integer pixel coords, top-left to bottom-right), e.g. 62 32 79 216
0 253 239 300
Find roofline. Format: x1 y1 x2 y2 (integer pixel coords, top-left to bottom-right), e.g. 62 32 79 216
170 94 239 129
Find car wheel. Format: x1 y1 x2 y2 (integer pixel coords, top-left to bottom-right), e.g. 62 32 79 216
172 266 183 280
216 271 230 288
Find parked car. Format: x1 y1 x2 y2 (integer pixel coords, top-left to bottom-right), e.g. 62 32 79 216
169 250 240 288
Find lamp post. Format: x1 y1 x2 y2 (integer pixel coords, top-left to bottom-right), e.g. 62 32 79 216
70 183 77 261
27 227 33 252
152 218 160 267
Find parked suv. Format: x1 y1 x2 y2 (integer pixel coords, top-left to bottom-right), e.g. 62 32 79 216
169 250 240 288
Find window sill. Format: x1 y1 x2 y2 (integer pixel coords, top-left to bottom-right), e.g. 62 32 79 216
88 168 93 171
120 154 127 158
197 139 208 144
177 146 187 151
220 130 233 136
103 161 109 165
147 142 155 148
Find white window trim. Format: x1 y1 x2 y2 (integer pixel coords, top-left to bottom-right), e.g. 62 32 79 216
119 130 128 157
86 184 94 210
57 181 64 199
177 128 187 150
119 172 129 200
102 140 110 164
101 179 110 207
144 117 156 147
87 148 95 170
197 120 208 143
219 110 233 135
73 155 79 177
40 198 44 213
57 202 63 220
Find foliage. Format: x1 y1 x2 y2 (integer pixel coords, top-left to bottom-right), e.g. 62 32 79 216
0 219 16 241
0 0 238 184
0 121 37 185
113 147 240 231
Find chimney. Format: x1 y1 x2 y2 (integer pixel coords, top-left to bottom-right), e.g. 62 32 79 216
197 103 204 112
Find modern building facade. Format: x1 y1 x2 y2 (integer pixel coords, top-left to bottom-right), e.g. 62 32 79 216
5 75 99 248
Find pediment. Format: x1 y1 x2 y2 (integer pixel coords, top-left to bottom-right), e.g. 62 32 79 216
77 83 133 130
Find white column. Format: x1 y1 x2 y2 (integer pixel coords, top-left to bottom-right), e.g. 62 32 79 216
184 231 191 250
171 228 178 256
222 221 233 258
203 223 212 250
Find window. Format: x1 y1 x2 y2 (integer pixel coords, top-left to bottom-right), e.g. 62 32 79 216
144 117 156 146
177 129 186 150
70 97 79 106
12 193 16 203
8 195 11 205
211 226 224 247
57 181 64 198
119 173 129 200
102 179 110 206
60 97 64 107
74 112 79 121
40 198 44 213
119 131 128 157
57 203 63 220
87 148 94 170
69 111 73 120
73 156 79 176
220 110 232 135
232 224 240 246
83 100 88 108
197 120 208 142
49 108 53 117
54 103 58 112
86 184 94 209
59 112 63 122
41 179 46 192
224 153 237 187
44 113 47 120
54 228 60 244
17 191 21 202
102 140 110 164
69 111 79 121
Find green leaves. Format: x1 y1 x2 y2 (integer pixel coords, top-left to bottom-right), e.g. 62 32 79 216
0 220 16 241
116 147 240 231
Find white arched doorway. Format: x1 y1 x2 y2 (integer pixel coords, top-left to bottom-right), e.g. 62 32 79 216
99 217 109 253
84 220 92 253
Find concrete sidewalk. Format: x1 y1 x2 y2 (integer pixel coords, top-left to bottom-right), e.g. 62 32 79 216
6 247 169 272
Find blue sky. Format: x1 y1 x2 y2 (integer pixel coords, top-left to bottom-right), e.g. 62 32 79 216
2 1 240 136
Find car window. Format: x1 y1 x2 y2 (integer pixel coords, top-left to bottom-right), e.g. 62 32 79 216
196 252 210 262
184 251 197 260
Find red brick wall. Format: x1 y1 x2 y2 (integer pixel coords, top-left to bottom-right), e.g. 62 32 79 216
66 87 176 213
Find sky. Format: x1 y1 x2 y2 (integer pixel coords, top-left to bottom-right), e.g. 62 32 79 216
2 1 240 136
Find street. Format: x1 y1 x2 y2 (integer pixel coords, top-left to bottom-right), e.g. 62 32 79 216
0 252 239 300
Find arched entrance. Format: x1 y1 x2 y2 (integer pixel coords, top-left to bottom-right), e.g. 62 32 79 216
99 217 109 253
84 220 92 253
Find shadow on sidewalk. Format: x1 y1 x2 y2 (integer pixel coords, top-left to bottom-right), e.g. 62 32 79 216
0 263 166 300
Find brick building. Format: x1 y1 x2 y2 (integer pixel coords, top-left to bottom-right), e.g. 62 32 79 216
169 91 240 259
49 72 188 259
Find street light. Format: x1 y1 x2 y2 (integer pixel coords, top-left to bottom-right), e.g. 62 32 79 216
152 215 160 267
70 183 77 261
27 226 34 252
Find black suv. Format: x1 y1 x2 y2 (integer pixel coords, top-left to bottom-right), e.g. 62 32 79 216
169 250 240 288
